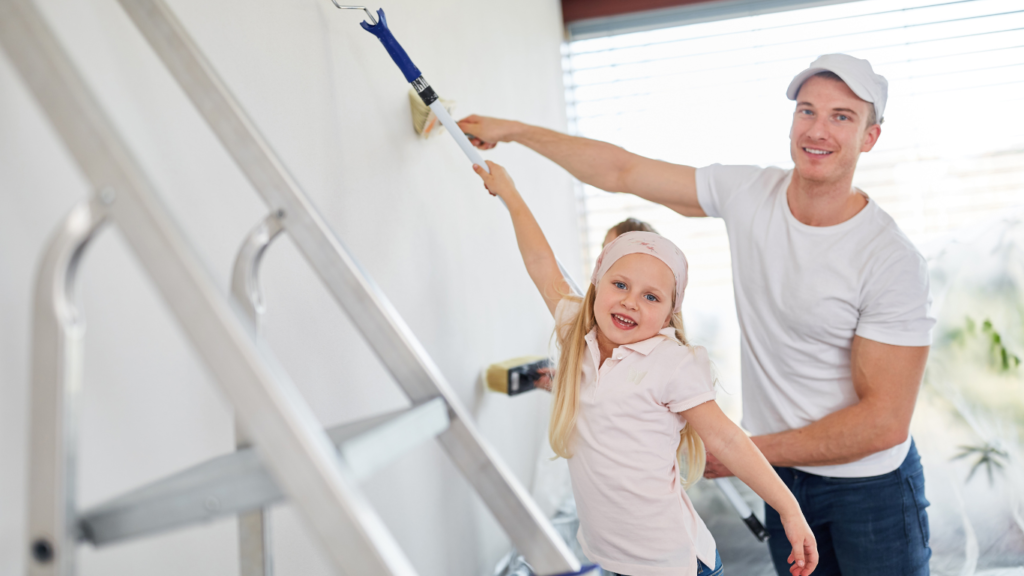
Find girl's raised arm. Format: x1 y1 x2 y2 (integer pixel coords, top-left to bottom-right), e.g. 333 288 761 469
683 401 820 576
473 161 570 317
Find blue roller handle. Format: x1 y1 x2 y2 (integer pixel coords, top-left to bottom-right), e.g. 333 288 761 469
360 9 421 82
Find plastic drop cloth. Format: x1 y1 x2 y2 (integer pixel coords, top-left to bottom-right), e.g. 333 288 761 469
915 209 1024 574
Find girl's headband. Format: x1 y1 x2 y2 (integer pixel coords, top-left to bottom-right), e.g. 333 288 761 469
591 231 689 313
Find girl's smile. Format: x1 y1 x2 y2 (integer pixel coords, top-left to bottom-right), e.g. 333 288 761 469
611 312 638 330
593 253 676 358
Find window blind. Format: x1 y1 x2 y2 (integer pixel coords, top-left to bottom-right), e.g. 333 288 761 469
564 0 1024 294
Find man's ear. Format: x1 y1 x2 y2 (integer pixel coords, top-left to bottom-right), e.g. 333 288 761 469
861 123 881 152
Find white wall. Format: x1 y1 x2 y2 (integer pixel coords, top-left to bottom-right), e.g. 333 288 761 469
0 1 577 574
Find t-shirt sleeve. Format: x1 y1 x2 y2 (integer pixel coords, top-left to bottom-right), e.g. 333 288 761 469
695 163 767 221
663 345 718 413
855 250 935 347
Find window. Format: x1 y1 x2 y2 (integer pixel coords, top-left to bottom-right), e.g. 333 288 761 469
563 0 1024 405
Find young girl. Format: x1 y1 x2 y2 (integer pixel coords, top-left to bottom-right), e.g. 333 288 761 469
473 161 818 576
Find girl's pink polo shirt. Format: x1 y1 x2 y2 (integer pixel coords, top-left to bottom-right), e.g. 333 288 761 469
556 299 717 576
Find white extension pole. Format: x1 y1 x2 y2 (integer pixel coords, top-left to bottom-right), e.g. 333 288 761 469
429 100 489 173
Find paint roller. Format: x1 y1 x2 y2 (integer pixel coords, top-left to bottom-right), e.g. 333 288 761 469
332 3 583 295
332 3 767 545
332 5 488 169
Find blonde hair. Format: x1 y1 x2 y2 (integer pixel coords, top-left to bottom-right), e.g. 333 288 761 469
548 283 707 489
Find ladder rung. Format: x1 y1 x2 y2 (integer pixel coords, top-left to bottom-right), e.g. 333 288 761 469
79 397 450 546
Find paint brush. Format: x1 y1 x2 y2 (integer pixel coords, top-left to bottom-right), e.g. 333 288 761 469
485 356 550 396
408 88 455 138
337 6 491 172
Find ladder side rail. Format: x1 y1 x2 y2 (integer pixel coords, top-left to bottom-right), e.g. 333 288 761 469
26 200 108 575
230 212 284 576
0 2 414 574
114 1 578 571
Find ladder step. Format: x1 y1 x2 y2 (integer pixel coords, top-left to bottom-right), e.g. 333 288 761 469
78 397 450 546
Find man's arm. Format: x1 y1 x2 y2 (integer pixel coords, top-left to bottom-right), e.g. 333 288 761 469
705 336 928 476
457 115 706 217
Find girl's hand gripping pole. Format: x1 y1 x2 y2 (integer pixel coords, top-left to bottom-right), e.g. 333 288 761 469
357 8 491 174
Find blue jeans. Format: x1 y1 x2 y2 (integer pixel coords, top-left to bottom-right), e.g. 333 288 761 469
608 549 722 576
765 440 931 576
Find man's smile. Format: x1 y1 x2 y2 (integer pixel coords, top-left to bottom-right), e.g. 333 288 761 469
803 147 833 156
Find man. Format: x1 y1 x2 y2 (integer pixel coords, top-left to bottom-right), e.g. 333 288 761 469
459 54 933 575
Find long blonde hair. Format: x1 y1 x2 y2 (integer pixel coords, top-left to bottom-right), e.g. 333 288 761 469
549 284 706 489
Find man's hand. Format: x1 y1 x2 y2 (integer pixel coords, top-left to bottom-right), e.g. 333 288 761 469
457 115 519 150
703 451 735 478
458 113 705 217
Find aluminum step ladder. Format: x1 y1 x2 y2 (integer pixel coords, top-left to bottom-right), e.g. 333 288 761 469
0 0 581 574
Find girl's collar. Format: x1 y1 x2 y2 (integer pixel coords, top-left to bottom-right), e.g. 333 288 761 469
586 326 677 359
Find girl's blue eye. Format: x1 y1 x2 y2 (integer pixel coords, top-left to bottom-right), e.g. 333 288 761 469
644 294 658 302
837 114 849 121
614 281 626 289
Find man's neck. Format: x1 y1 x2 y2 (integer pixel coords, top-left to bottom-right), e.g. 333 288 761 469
787 170 868 227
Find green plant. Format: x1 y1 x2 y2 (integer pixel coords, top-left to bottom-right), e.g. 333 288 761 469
952 443 1009 485
947 316 1021 372
942 317 1020 484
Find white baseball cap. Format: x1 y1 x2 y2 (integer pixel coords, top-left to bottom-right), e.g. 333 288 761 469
786 53 888 124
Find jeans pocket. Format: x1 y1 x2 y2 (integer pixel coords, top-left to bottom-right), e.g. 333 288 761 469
906 471 931 546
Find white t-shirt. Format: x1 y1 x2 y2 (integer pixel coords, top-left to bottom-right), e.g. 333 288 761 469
695 164 935 478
